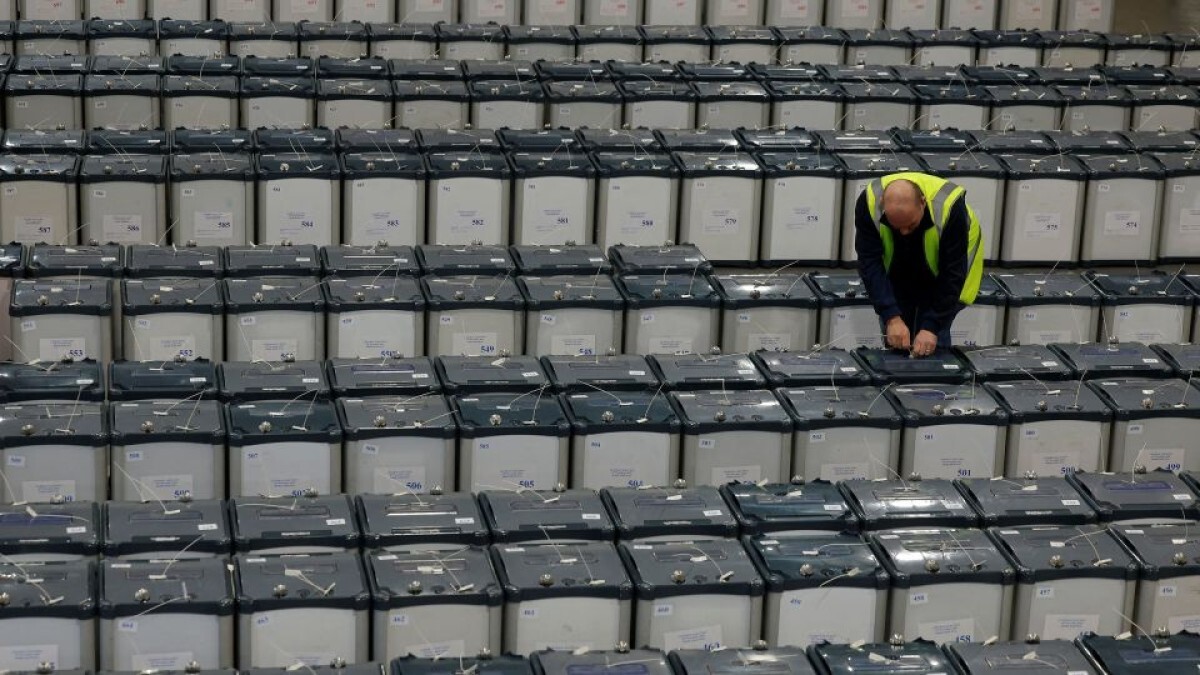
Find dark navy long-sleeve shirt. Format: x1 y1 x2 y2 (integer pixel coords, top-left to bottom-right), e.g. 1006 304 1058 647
854 190 970 335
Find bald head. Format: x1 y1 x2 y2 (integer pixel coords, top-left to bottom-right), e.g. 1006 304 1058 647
881 179 926 236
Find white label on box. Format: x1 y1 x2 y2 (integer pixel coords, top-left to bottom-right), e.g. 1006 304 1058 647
910 591 929 605
455 517 474 524
663 624 724 652
918 617 975 643
1031 330 1072 344
640 312 655 324
155 336 197 360
390 613 410 626
1104 210 1142 236
451 332 499 356
194 211 235 240
717 0 750 16
1014 0 1044 23
1175 493 1194 501
1161 584 1178 597
239 315 257 326
22 480 76 503
250 339 298 361
281 210 317 238
702 509 724 517
66 526 86 534
1035 447 1081 475
1169 616 1200 633
365 211 404 238
1147 448 1185 472
654 603 673 616
375 466 427 493
118 618 138 632
1025 212 1063 239
1129 423 1144 434
520 607 539 619
19 320 34 333
843 0 870 18
821 462 871 481
1044 614 1099 640
698 438 717 450
540 314 557 325
132 653 195 672
785 205 822 231
198 523 218 531
1180 208 1200 233
582 513 602 520
1036 585 1055 599
266 475 314 496
1062 499 1081 506
712 465 761 485
534 208 572 235
748 333 792 352
126 450 143 462
449 209 487 236
779 0 810 18
15 216 54 242
703 209 741 235
6 455 23 468
326 518 345 526
621 212 658 235
649 337 694 354
550 334 597 356
406 641 466 659
143 475 194 499
0 646 59 669
38 337 87 362
102 214 144 243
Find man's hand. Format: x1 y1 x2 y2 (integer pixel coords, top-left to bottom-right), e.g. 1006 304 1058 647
911 330 938 357
885 316 911 351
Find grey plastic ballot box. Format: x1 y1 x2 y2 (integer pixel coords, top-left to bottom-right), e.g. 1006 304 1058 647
425 152 512 247
1080 631 1200 673
0 500 99 561
766 81 846 131
746 533 888 647
608 243 710 275
234 552 369 668
99 557 235 671
591 152 680 249
339 394 456 495
79 155 167 246
509 152 597 246
722 480 859 535
437 355 550 395
1106 34 1173 67
562 389 681 490
171 128 252 153
852 348 971 386
324 276 425 360
912 83 991 131
326 357 437 399
1109 523 1200 636
225 399 343 498
617 274 721 356
107 359 218 402
620 538 764 651
223 244 321 278
491 542 632 655
15 20 86 56
82 73 159 131
753 349 873 388
542 354 659 393
810 638 955 674
777 385 901 482
957 476 1097 527
1152 343 1200 378
470 80 546 131
993 272 1100 345
672 388 792 486
957 344 1074 382
423 275 526 357
1086 271 1195 345
0 359 104 404
994 524 1137 641
223 277 325 362
713 273 819 354
1088 377 1200 473
479 486 614 544
316 79 392 131
1068 469 1200 524
110 399 226 502
356 491 488 551
393 80 470 130
1050 342 1175 380
0 560 96 670
946 638 1100 674
102 499 230 559
338 153 425 247
648 352 764 391
230 494 359 554
601 485 737 542
753 152 844 267
0 154 79 245
996 153 1087 267
320 244 419 278
453 392 570 493
10 280 113 363
511 244 609 276
638 25 709 63
985 379 1113 476
122 278 223 362
1075 154 1165 265
418 244 515 276
255 153 341 246
218 360 329 403
841 478 979 531
874 528 1015 644
367 547 502 660
887 383 1009 480
519 274 624 358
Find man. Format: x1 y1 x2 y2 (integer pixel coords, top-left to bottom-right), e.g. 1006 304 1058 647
854 172 985 357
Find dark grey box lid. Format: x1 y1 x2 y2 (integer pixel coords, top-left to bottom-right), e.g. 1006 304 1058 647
0 500 100 557
854 348 970 385
3 130 85 154
508 151 596 177
996 152 1087 178
746 532 885 591
519 274 623 311
873 527 1013 586
672 648 815 675
27 243 122 277
357 492 488 548
370 21 435 40
605 61 681 81
425 152 512 179
958 344 1075 382
15 19 86 38
993 271 1099 305
225 399 341 446
582 128 665 152
158 18 229 37
617 79 696 100
841 478 979 530
756 350 872 388
562 389 679 435
970 130 1055 153
507 25 576 44
1089 376 1200 421
334 128 417 153
241 75 315 96
417 244 515 276
323 275 424 314
892 64 969 83
480 488 614 543
1148 151 1200 177
169 152 253 182
655 128 741 152
497 129 583 153
422 274 524 310
11 55 88 74
992 524 1137 582
79 155 167 183
436 22 506 41
254 128 335 152
1046 130 1134 153
165 55 240 76
100 557 234 617
337 394 455 442
393 78 469 100
0 360 104 403
511 244 609 275
948 639 1099 675
10 279 112 316
125 248 223 279
765 80 847 102
88 132 170 159
839 81 918 102
1080 629 1200 673
722 480 857 534
638 25 709 43
368 547 502 609
1075 152 1165 179
255 153 339 181
590 151 678 177
650 353 764 391
916 151 1005 178
672 388 789 435
242 55 311 77
1124 84 1200 103
397 657 527 675
0 560 95 619
533 649 672 675
162 74 238 96
711 273 818 309
320 244 420 277
1053 84 1133 104
1122 130 1200 152
82 73 157 95
1068 469 1200 522
1151 342 1200 376
494 541 631 600
615 274 720 310
735 128 819 152
544 355 659 393
974 28 1045 46
620 538 764 598
437 355 549 394
775 25 846 42
102 499 231 557
1112 523 1200 579
171 129 253 153
912 82 990 103
468 79 545 101
454 392 569 437
388 58 461 80
535 60 607 81
1031 65 1106 84
90 55 163 74
602 485 737 540
887 382 1007 425
297 21 368 41
820 65 896 82
608 243 709 275
219 360 330 402
110 399 224 446
805 272 872 305
326 357 439 398
673 150 762 175
753 151 844 179
677 62 752 81
235 552 368 611
777 384 900 429
231 494 359 552
575 24 641 44
461 60 535 81
748 63 824 81
812 640 954 675
1053 343 1176 379
107 360 218 401
835 151 922 175
1086 271 1194 303
224 245 321 277
958 476 1098 527
223 276 325 313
